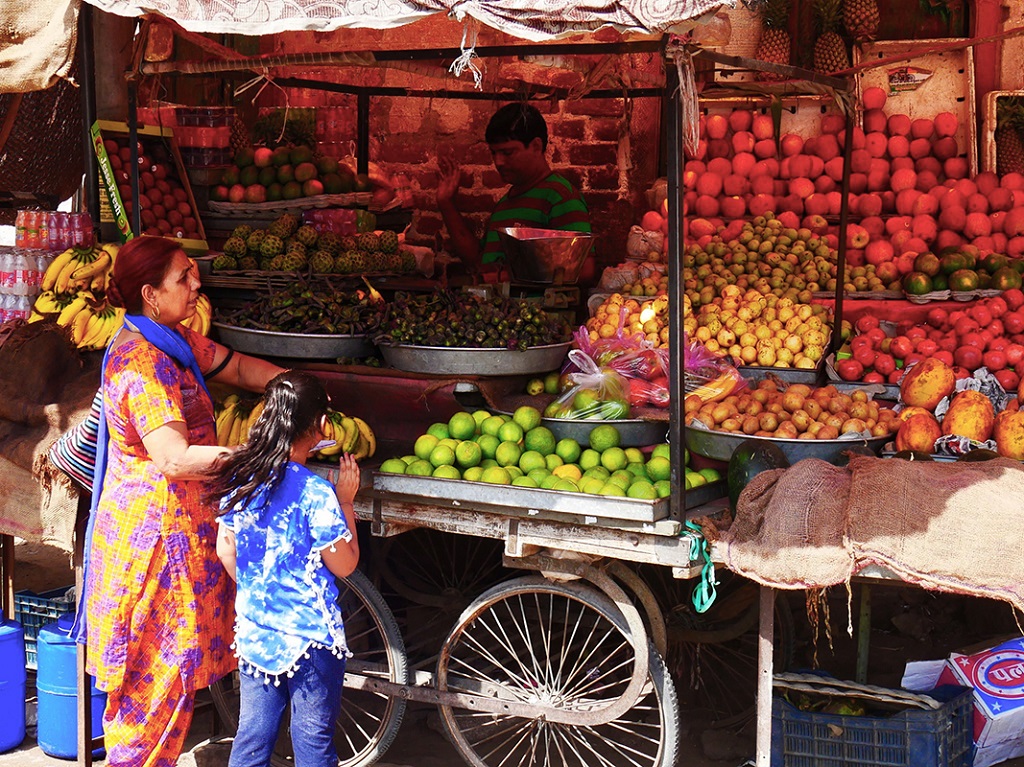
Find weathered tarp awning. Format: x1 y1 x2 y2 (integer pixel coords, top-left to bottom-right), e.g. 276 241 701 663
80 0 731 41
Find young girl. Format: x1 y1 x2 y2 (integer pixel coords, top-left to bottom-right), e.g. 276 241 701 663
205 370 360 767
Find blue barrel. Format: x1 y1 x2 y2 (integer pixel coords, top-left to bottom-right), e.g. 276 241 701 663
36 614 106 759
0 618 26 753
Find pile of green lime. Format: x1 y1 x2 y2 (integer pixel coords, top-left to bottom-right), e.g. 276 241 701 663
378 406 676 500
683 446 721 490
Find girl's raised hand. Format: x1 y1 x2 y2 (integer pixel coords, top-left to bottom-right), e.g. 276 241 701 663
334 453 361 505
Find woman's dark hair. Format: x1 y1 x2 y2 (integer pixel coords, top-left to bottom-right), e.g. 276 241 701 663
106 236 182 314
485 103 548 150
205 370 330 513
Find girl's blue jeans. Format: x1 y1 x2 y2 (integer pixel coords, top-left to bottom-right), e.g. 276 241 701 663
228 646 346 767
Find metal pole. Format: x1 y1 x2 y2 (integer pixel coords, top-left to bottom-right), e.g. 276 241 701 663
77 3 100 223
856 584 872 684
755 586 776 767
665 53 685 521
356 92 370 176
127 81 141 237
831 102 856 357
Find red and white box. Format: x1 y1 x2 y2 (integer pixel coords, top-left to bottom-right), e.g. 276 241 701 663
904 637 1024 767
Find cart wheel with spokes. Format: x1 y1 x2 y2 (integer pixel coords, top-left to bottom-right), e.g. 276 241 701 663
210 568 408 767
435 576 680 767
370 528 514 664
633 565 795 729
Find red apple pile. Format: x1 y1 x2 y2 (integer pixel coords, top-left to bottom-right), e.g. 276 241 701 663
836 289 1024 393
681 88 968 228
103 137 200 240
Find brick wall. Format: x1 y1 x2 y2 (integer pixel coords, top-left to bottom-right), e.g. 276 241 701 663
258 25 663 278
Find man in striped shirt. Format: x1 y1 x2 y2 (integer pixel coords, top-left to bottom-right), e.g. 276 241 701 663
438 103 592 281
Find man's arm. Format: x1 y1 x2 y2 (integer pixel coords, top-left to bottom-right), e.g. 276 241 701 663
437 156 483 273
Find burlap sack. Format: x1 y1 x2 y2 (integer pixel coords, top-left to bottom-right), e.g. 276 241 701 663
0 320 96 552
721 454 1024 613
0 0 78 93
720 458 854 589
846 455 1024 612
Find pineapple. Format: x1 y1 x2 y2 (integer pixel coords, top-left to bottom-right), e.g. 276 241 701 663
813 0 850 74
996 97 1024 176
843 0 879 42
755 0 791 81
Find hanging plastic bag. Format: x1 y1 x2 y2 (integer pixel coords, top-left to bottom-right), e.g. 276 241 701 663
572 323 670 409
546 349 631 420
683 332 747 403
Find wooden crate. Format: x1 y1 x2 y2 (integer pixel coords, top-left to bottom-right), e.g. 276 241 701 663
698 94 843 141
91 119 208 255
852 39 977 176
980 90 1024 173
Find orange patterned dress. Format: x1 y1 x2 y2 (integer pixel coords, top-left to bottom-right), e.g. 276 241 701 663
84 325 235 767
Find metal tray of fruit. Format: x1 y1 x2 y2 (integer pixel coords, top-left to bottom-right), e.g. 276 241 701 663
372 472 668 523
378 341 572 376
213 322 374 359
736 364 823 386
684 422 891 465
533 415 668 448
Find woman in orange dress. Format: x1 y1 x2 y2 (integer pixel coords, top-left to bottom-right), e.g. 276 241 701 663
82 236 284 767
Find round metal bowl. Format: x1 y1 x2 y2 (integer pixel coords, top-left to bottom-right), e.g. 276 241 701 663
538 416 668 448
378 341 572 376
684 424 891 464
213 322 375 359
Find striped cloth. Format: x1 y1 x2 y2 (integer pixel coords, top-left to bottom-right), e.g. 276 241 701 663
480 172 591 264
47 389 102 493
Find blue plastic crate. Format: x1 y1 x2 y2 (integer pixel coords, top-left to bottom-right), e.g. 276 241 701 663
14 587 75 671
772 676 974 767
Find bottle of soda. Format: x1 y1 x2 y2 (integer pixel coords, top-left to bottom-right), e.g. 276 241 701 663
24 212 39 250
45 212 60 252
14 211 26 249
38 214 49 250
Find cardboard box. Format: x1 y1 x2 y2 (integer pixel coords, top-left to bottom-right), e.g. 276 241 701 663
981 90 1024 174
91 119 208 255
904 637 1024 767
853 39 977 176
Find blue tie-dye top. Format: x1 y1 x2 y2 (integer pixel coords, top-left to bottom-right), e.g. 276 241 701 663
219 462 352 676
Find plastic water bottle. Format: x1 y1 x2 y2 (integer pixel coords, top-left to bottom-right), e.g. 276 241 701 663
13 251 30 296
12 294 32 320
35 252 52 291
0 250 14 293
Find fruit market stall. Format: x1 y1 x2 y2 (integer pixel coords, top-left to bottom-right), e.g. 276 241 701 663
16 3 1024 767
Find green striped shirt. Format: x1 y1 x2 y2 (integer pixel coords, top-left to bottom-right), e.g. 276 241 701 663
481 173 591 264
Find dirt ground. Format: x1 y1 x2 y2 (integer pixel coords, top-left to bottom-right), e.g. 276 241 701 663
7 540 1024 767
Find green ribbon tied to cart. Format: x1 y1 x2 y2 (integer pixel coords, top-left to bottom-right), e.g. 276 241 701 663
684 520 717 613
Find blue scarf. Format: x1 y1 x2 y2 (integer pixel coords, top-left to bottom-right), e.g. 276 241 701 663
74 315 212 642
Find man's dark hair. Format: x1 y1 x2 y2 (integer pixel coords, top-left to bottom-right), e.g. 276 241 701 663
485 103 548 150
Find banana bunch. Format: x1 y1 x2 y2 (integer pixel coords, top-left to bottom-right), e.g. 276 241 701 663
214 397 376 459
29 289 127 350
317 410 376 461
42 243 119 295
180 293 213 337
215 395 265 448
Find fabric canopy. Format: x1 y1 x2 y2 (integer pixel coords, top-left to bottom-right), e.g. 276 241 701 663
80 0 731 41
